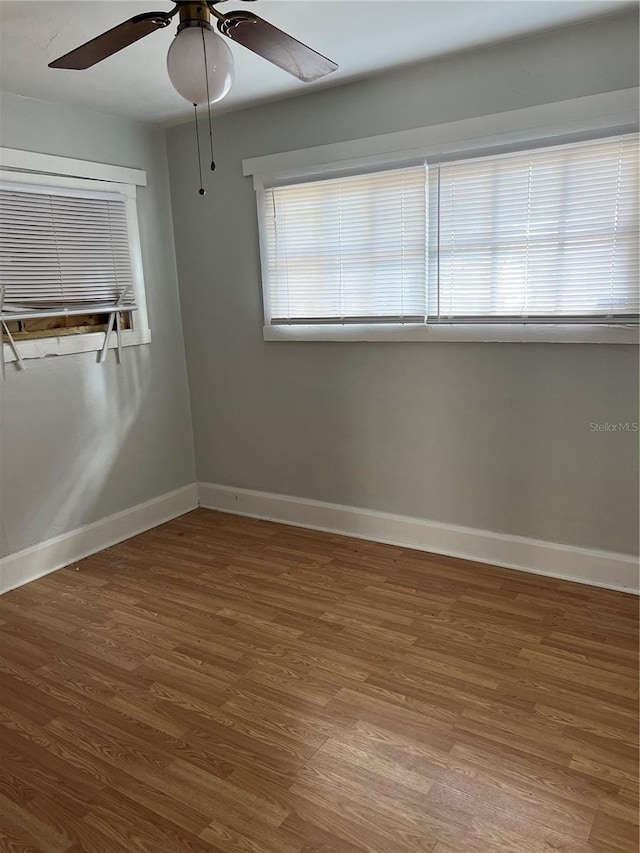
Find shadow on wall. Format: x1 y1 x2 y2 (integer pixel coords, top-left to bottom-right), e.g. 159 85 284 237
0 345 150 558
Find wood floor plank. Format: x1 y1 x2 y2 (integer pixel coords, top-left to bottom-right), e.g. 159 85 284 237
0 792 73 853
0 508 638 853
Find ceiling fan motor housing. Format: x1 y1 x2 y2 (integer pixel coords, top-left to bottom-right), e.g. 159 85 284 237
176 3 214 33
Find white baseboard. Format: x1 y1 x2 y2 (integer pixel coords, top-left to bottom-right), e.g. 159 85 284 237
3 481 637 596
0 484 199 595
198 482 639 594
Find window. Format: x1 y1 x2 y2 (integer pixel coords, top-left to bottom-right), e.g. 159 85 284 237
257 133 639 339
433 136 638 323
264 166 427 323
1 156 149 370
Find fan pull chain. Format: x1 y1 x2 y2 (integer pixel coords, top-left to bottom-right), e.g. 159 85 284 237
200 26 216 171
193 103 206 196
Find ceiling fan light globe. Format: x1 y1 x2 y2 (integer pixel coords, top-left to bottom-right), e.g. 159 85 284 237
167 27 234 105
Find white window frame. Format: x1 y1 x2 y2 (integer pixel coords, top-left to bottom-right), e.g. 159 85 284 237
1 148 150 363
246 89 640 344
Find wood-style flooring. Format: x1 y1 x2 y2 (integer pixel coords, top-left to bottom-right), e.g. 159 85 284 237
0 509 638 853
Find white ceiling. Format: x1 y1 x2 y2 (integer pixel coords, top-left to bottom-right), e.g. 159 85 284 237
0 0 632 125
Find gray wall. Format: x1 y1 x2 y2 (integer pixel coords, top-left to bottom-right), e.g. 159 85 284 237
0 93 196 557
167 9 638 556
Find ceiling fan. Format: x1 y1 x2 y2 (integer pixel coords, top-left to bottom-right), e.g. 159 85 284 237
49 2 337 190
48 1 338 104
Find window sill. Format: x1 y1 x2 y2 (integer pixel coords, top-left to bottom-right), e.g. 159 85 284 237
3 327 151 363
263 324 639 344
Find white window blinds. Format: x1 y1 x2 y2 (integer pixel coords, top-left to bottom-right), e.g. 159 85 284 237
263 166 427 323
0 182 136 320
259 134 638 327
432 135 639 322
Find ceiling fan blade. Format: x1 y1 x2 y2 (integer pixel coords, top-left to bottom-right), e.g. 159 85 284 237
48 11 174 70
217 11 337 82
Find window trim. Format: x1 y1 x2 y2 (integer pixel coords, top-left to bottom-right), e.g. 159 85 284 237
264 323 638 345
246 88 639 344
0 147 146 187
244 89 638 184
1 161 150 364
